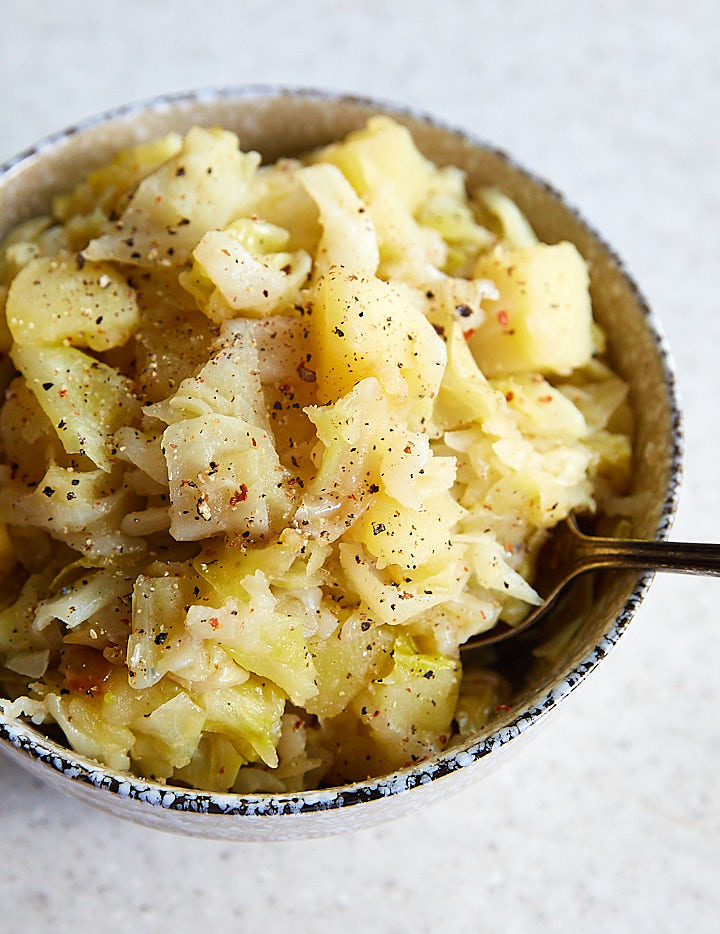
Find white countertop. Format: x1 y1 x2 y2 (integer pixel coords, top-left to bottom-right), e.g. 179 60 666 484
1 1 718 931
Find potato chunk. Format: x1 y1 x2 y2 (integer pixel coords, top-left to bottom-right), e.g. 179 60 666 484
469 242 593 376
311 267 446 425
6 254 138 349
351 635 460 770
314 115 434 213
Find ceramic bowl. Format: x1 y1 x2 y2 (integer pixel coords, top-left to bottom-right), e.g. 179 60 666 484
0 87 682 840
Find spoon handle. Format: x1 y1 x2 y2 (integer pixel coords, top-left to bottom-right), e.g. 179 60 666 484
576 536 720 577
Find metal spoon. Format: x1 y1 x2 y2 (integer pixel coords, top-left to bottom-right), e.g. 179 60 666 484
461 514 720 650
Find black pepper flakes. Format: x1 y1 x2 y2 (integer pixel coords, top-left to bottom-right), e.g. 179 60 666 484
297 363 317 382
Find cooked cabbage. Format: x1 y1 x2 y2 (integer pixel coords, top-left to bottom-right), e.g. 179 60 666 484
0 117 632 790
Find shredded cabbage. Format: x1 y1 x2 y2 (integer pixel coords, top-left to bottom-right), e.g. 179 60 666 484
0 117 632 790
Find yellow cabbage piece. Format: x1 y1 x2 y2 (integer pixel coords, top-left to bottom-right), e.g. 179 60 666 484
187 218 311 320
299 163 379 280
186 571 317 707
53 133 183 222
11 463 144 558
199 677 285 768
162 414 291 542
84 128 260 267
11 343 140 471
475 187 539 249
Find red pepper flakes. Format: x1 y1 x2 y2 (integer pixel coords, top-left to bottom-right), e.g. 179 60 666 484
59 646 113 696
229 484 249 507
497 309 509 327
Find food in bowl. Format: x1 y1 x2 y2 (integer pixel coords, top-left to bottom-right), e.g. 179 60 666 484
0 116 632 792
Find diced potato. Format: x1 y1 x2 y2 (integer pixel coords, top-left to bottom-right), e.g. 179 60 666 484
310 267 446 424
314 115 435 213
351 634 460 770
162 414 291 541
0 217 53 285
351 457 465 570
0 376 67 484
11 344 140 471
6 254 138 349
469 242 593 376
305 614 394 719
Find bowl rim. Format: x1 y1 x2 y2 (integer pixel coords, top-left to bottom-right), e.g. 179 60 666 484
0 84 684 819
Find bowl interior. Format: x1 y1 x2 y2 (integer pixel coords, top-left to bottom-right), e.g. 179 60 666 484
0 89 681 828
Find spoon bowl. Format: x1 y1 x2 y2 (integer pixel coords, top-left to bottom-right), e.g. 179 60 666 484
463 514 720 649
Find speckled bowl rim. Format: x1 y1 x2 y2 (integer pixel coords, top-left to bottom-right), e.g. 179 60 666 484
0 85 683 820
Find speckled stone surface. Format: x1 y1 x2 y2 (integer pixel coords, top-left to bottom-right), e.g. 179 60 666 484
0 0 719 930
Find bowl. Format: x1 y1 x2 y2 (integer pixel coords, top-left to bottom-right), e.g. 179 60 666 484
0 87 682 840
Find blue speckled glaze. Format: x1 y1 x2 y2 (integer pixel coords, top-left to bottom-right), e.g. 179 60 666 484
0 87 683 840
